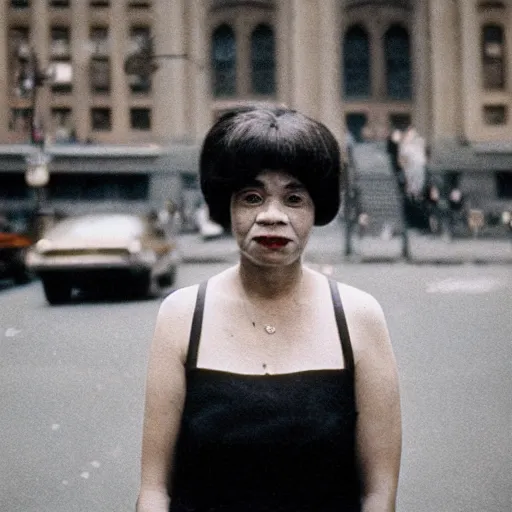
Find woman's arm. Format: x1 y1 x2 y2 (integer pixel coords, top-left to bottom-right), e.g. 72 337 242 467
343 286 402 512
136 286 198 512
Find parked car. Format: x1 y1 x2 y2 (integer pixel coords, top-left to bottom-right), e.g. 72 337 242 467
0 222 33 284
26 213 179 304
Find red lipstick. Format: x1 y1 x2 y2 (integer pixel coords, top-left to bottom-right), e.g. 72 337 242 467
254 236 290 249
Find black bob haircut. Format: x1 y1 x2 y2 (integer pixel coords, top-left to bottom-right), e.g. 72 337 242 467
199 106 344 229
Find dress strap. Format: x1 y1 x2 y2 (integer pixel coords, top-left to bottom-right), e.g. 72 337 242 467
186 280 208 370
328 279 355 374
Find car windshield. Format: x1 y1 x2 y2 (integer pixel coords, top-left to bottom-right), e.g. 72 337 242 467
46 215 145 239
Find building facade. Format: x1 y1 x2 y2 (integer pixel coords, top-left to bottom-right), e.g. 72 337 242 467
1 0 511 223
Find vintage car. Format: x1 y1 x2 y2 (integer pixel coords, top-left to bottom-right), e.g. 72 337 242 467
0 225 33 284
26 213 179 304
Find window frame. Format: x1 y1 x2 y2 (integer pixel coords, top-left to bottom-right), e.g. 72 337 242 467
481 23 506 90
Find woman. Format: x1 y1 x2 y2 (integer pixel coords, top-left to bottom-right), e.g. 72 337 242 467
136 107 401 512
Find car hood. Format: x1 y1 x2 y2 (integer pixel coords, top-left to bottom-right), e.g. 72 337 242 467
41 236 136 251
40 215 145 249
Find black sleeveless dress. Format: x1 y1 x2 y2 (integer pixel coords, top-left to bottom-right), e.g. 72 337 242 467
169 279 361 512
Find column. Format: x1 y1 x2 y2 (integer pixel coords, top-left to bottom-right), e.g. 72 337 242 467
428 0 461 141
289 0 320 117
370 24 385 103
276 0 292 107
411 0 431 138
237 18 252 98
153 0 187 143
507 3 512 103
318 0 343 143
110 1 129 138
459 0 480 141
71 1 90 142
0 2 8 139
188 0 211 141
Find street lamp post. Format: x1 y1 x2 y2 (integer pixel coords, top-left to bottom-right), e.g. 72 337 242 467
18 48 51 146
18 47 53 237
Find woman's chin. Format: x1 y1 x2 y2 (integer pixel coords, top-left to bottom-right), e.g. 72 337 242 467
239 248 302 269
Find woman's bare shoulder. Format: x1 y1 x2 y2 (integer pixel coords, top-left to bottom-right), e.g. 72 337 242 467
337 281 383 314
331 280 390 357
151 285 202 357
158 284 201 320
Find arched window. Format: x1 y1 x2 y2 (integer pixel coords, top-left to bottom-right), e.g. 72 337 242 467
343 25 371 99
212 24 236 97
251 24 276 95
482 24 506 90
385 25 412 100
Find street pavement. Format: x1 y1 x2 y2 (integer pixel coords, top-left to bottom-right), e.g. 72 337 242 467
178 220 512 266
1 261 511 512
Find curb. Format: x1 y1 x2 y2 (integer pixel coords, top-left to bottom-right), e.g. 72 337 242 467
178 232 512 266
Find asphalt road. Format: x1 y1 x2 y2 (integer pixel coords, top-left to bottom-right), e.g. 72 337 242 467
1 261 511 512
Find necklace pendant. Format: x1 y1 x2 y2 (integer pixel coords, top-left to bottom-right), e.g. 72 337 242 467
264 325 276 335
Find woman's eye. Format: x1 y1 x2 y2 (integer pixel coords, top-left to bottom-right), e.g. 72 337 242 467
286 194 304 205
242 193 262 204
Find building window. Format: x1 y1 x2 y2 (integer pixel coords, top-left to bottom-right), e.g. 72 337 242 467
51 108 75 143
90 58 111 93
50 27 71 58
129 26 151 53
483 105 507 125
343 25 371 99
496 171 512 199
130 108 151 130
212 24 236 97
128 1 151 9
478 2 506 10
385 25 412 100
49 173 149 201
91 108 111 131
127 26 152 94
50 26 72 94
90 1 109 7
8 27 31 98
8 108 31 133
90 26 110 56
49 0 70 7
482 24 506 90
250 24 276 96
11 1 30 8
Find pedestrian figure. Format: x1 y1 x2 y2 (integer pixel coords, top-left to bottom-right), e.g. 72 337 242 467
399 126 427 200
387 128 406 192
386 129 402 174
136 107 402 512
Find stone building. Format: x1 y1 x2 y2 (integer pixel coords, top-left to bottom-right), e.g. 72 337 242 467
1 0 511 223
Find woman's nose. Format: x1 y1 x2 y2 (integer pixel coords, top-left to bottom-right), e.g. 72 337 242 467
255 201 288 225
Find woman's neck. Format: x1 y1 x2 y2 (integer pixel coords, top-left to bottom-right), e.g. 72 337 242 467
237 258 305 301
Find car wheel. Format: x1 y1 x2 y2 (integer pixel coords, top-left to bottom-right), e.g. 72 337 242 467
157 267 177 288
42 279 71 305
13 267 32 285
133 275 151 298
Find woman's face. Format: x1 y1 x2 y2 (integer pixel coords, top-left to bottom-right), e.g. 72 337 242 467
230 170 315 267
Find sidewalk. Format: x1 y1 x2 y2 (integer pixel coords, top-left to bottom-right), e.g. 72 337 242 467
178 223 512 265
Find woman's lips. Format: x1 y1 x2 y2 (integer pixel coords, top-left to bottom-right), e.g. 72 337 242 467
254 236 290 249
